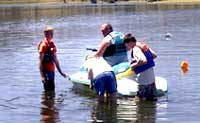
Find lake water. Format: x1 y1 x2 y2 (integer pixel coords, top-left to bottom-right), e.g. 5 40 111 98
0 3 200 123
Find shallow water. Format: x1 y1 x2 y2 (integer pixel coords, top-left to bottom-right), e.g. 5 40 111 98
0 3 200 123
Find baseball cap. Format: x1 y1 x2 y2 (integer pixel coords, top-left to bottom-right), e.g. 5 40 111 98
44 26 54 32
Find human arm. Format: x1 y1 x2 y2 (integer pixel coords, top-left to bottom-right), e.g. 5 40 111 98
53 53 67 78
94 37 111 57
38 53 46 82
130 47 147 70
149 48 157 59
88 68 94 89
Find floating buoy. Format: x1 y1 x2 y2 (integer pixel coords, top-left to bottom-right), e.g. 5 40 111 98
165 32 172 38
165 32 172 40
181 60 189 74
181 61 188 69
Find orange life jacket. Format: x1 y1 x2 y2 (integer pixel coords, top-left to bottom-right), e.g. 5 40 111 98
38 39 56 64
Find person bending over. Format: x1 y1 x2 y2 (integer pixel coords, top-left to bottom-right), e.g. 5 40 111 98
83 57 117 103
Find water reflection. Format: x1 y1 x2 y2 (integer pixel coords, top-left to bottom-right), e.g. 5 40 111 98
91 102 117 122
1 4 200 21
135 100 156 123
40 91 60 123
90 98 157 123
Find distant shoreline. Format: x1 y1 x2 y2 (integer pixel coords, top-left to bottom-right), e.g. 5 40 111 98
0 0 200 6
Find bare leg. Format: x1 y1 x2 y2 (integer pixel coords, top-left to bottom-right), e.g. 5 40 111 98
109 93 117 103
98 95 105 104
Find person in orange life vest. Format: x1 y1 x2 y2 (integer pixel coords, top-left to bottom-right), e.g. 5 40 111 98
123 33 157 101
38 26 67 92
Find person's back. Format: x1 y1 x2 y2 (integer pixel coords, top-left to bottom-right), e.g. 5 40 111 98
83 57 113 78
84 57 117 103
103 31 128 66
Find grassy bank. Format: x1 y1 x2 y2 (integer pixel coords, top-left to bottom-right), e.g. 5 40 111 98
0 0 200 4
0 0 88 4
162 0 200 2
0 0 67 4
156 0 200 4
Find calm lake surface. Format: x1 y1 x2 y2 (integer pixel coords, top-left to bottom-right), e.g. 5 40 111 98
0 3 200 123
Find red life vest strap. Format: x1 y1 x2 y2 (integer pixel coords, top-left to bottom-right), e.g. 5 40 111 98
136 41 149 52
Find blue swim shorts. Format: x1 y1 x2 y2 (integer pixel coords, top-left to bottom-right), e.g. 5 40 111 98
43 71 55 92
92 71 117 96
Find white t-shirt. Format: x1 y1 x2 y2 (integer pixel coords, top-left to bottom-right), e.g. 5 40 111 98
132 46 155 85
83 57 113 78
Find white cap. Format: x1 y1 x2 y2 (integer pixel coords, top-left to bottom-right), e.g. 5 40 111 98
44 25 54 32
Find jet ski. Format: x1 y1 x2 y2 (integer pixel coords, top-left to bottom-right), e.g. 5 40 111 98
69 57 168 97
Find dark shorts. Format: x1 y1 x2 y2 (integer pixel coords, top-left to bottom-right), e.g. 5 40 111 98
92 71 117 96
42 71 55 92
137 82 157 100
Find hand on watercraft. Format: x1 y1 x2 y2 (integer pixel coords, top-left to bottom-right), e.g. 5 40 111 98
85 53 96 60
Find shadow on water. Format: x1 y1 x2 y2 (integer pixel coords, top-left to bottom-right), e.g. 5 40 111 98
40 91 60 123
72 83 96 98
40 91 68 123
72 83 160 123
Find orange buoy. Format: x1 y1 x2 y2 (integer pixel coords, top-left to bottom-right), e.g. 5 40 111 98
181 61 188 69
181 61 189 74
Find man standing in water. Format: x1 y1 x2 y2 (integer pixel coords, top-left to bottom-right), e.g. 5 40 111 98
94 23 128 66
38 26 67 92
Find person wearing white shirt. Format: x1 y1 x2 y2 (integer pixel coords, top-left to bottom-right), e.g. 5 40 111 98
123 33 157 101
83 57 117 103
